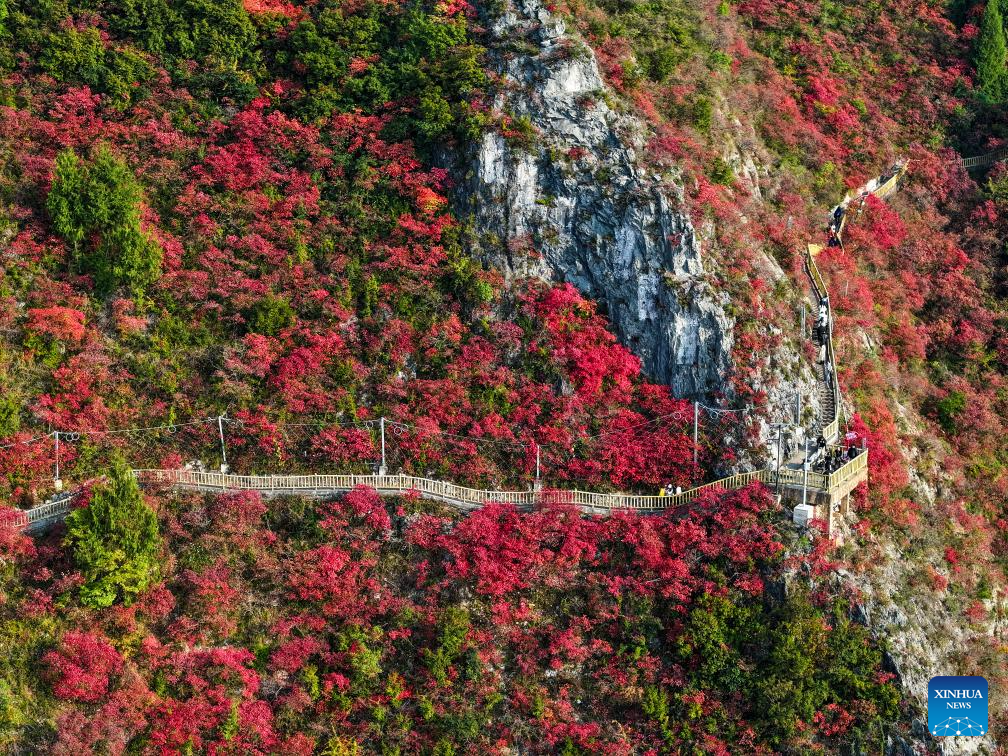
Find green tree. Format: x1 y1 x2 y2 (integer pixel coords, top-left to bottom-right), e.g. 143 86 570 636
47 149 87 255
64 459 162 608
362 274 379 317
250 295 295 336
285 1 486 145
976 0 1007 102
424 606 470 686
39 27 106 89
0 392 19 437
47 146 163 298
750 593 897 746
935 390 967 434
39 26 154 107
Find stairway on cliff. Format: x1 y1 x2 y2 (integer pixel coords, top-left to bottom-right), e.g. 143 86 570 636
811 340 836 442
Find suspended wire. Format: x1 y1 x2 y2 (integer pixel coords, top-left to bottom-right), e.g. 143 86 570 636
386 420 526 451
697 404 750 417
2 405 720 458
0 434 50 450
578 409 693 442
226 417 380 430
7 403 757 493
55 417 219 438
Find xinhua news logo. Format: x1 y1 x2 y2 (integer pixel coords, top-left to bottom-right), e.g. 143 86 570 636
928 676 988 737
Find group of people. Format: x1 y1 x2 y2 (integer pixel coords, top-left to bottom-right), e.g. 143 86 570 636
813 298 835 388
806 435 861 474
813 298 830 347
658 483 683 498
828 205 846 246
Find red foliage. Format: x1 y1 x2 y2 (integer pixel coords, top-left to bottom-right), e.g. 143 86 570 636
45 631 124 703
814 703 855 737
26 307 86 344
0 506 34 560
965 600 987 623
181 559 241 641
531 284 639 404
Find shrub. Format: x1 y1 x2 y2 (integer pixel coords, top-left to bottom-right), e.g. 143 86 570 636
44 631 123 703
692 96 713 131
39 26 154 107
0 393 19 437
425 606 470 686
709 157 735 186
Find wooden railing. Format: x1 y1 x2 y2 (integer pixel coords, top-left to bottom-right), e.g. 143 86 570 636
872 165 907 199
808 162 910 444
805 247 841 443
25 497 75 526
12 452 869 530
962 146 1008 170
824 449 868 492
134 468 757 511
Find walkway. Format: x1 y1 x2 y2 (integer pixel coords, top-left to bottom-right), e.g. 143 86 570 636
11 453 869 529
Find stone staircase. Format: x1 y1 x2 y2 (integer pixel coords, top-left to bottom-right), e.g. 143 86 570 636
814 352 836 441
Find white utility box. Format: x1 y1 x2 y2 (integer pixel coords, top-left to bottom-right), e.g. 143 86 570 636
792 504 816 526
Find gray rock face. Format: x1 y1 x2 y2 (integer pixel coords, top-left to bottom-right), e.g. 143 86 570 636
456 0 733 399
841 542 999 756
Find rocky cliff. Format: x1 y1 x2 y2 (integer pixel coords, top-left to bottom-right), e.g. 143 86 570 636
456 0 733 400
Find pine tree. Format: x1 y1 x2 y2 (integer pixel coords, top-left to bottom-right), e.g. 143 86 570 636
47 145 163 298
64 458 162 608
977 0 1007 102
47 149 86 257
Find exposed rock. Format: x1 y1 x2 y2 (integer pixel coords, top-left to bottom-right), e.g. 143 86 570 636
840 539 998 756
455 0 733 399
724 116 766 202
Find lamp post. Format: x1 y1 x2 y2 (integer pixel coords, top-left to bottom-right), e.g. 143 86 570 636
770 422 787 495
54 431 63 492
218 415 229 474
802 436 809 509
533 441 542 492
379 417 387 476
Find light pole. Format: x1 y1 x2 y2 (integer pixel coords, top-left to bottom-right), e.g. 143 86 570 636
379 417 387 476
770 422 786 494
54 431 62 492
218 415 229 473
801 436 809 509
533 441 541 491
